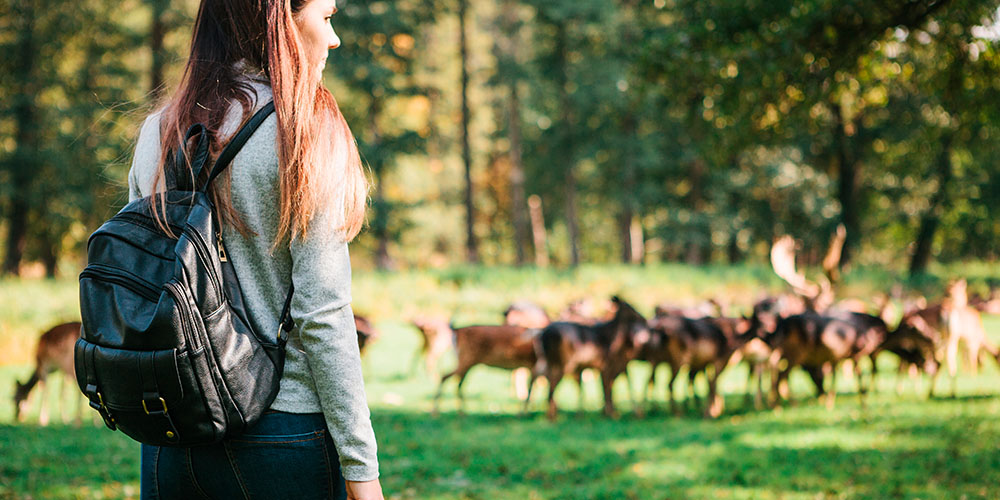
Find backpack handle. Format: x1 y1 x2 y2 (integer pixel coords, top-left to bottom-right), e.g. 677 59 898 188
202 101 276 192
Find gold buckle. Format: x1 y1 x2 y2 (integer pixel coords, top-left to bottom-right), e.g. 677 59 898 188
142 397 168 415
96 392 116 424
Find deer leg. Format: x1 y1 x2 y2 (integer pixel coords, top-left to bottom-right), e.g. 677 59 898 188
753 363 764 411
546 368 564 421
512 368 530 401
804 365 824 406
521 370 536 416
572 370 585 416
687 370 700 411
644 362 658 406
771 358 795 408
433 368 460 415
946 335 959 397
706 364 723 418
895 362 907 395
853 358 867 409
967 340 981 377
38 377 50 427
668 365 681 416
600 369 620 420
826 363 837 410
455 370 470 415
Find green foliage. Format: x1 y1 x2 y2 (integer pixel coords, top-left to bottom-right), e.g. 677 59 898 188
3 0 1000 272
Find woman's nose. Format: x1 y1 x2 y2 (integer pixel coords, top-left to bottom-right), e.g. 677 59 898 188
329 29 341 50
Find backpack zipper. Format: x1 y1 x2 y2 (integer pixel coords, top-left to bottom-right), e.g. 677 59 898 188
81 264 161 303
165 281 204 353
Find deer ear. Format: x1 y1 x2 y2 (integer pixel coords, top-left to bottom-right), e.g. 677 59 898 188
611 295 622 304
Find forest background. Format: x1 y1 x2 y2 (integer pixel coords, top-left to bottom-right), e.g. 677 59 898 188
2 0 1000 277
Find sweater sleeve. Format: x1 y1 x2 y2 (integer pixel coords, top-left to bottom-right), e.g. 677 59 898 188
128 113 162 202
289 209 379 481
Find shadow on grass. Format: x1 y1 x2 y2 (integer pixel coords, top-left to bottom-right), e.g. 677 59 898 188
2 394 998 500
373 395 1000 500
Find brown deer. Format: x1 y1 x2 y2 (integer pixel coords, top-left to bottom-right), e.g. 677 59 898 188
432 324 539 414
766 226 890 408
642 314 752 418
938 278 1000 396
530 296 651 420
14 322 82 425
410 316 454 377
354 314 379 356
503 301 551 400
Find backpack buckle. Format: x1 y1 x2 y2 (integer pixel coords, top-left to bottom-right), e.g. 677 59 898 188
142 396 169 415
85 384 117 431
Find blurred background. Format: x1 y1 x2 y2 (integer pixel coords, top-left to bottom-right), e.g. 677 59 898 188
4 1 1000 498
2 0 999 276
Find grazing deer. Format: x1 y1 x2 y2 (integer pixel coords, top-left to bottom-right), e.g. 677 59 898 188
354 314 379 356
530 296 651 420
767 226 891 408
876 316 940 395
769 311 888 408
432 324 539 414
642 314 751 418
938 279 1000 396
410 316 453 377
503 301 551 400
14 322 82 425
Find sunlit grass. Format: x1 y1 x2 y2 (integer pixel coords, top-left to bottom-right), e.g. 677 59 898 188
2 267 999 499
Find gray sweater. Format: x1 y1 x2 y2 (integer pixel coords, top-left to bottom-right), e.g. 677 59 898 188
127 77 379 481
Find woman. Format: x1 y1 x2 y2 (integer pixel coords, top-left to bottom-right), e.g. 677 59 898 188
127 0 383 498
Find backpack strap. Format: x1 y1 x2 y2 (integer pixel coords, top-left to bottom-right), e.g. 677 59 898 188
166 124 210 192
201 101 276 192
277 283 295 345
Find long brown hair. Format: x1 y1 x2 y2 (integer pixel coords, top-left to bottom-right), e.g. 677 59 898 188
150 0 367 244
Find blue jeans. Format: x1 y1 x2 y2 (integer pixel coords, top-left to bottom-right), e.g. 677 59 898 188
141 410 347 500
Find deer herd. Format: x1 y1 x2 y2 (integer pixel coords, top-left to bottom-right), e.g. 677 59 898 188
11 227 1000 425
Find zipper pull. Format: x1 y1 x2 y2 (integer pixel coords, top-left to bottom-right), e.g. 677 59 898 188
217 232 228 262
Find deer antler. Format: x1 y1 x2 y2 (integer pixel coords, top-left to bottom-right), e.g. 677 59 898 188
821 224 847 284
770 235 821 298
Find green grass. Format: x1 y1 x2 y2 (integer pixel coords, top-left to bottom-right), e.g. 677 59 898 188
2 266 1000 499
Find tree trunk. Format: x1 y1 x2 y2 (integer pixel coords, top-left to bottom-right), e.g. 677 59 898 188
458 0 479 264
685 158 707 265
150 0 168 96
620 113 637 264
554 21 580 266
833 101 860 266
4 2 39 276
909 130 955 274
528 195 549 268
508 86 529 266
368 97 393 270
497 0 528 266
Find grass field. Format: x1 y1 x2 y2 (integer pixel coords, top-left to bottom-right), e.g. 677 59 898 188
2 265 999 499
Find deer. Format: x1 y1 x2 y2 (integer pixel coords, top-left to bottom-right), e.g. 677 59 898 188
641 313 752 418
503 301 551 401
14 322 83 426
937 278 1000 397
410 316 454 378
354 314 379 356
432 324 539 415
529 296 651 420
766 225 890 408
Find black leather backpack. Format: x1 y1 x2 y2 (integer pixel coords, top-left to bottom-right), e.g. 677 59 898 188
75 101 292 447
